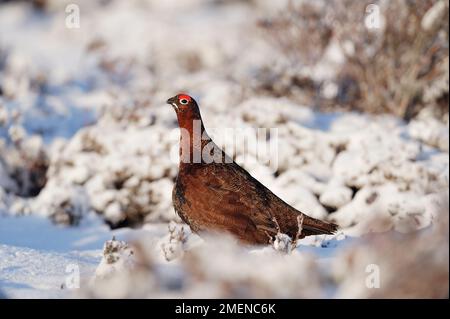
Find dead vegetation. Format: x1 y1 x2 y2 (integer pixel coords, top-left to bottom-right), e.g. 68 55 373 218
266 214 304 254
83 195 448 298
0 109 49 197
258 0 449 121
334 196 449 298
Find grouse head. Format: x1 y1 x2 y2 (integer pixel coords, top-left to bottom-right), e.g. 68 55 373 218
167 93 202 118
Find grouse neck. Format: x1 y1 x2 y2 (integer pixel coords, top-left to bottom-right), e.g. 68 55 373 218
177 114 212 165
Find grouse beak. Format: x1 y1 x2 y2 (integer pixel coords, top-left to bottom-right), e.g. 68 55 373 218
166 96 178 111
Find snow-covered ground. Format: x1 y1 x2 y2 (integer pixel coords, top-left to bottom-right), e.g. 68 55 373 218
0 214 168 298
0 0 448 298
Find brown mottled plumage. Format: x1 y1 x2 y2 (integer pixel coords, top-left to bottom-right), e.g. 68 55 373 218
167 93 338 245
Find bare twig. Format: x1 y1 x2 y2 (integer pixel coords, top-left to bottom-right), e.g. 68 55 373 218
290 215 304 252
264 231 274 245
270 215 281 233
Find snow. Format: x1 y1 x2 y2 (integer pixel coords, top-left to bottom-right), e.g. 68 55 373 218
0 214 104 298
0 0 448 298
0 213 170 298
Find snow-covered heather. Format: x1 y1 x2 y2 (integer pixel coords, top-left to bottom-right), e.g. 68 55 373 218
0 0 448 298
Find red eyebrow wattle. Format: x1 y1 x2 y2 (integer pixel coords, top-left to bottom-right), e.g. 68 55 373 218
178 94 191 101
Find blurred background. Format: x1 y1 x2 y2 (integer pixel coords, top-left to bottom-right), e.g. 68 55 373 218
0 0 448 298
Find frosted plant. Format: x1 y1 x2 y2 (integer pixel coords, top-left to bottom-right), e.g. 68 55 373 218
0 105 8 127
421 0 448 31
269 215 304 254
258 0 449 120
95 237 135 279
161 221 189 261
8 125 26 144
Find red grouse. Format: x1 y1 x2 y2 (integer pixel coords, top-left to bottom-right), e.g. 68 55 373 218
167 93 338 245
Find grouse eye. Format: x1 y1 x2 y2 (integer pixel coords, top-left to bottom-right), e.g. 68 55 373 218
179 98 189 105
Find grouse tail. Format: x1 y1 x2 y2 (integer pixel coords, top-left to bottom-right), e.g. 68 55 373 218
302 215 339 236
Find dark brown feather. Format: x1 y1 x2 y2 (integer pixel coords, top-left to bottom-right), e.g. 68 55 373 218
173 142 338 245
168 94 339 245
